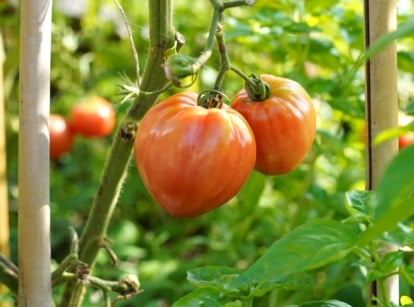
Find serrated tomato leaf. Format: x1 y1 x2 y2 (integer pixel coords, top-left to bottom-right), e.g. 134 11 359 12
229 220 358 292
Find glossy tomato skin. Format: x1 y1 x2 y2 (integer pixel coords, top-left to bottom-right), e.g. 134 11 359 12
231 74 316 175
50 114 74 160
68 96 115 137
134 92 256 218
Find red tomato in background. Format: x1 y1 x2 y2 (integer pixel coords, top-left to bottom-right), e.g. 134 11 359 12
50 114 74 160
399 132 414 149
231 74 316 175
134 92 256 218
68 96 115 137
360 112 414 150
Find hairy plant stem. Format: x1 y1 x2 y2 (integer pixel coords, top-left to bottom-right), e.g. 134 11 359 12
59 1 176 306
370 243 391 306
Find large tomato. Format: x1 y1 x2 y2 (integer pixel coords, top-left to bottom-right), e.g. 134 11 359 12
50 114 74 160
68 96 116 137
134 92 256 218
231 74 316 175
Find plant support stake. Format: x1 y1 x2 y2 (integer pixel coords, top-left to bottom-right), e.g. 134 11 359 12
364 0 398 304
18 0 53 305
0 31 11 307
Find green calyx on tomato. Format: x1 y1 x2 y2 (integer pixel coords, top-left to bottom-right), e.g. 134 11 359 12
231 74 316 175
134 91 256 218
196 89 229 109
245 74 271 102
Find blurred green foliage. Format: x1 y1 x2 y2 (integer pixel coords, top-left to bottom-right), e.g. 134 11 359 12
1 0 414 306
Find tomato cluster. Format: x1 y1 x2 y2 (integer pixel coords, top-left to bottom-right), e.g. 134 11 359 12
133 75 316 217
50 96 116 160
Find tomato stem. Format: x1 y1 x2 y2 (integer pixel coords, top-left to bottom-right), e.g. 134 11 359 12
214 19 230 90
59 1 177 305
230 67 270 101
245 74 271 101
197 88 229 108
163 0 254 87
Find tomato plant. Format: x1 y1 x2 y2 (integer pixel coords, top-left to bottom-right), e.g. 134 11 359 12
68 96 116 138
133 92 256 218
49 114 73 160
231 74 316 175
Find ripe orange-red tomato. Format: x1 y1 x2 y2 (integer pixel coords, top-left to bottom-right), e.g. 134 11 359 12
399 132 414 149
68 96 115 137
231 74 316 175
50 114 74 160
134 92 256 218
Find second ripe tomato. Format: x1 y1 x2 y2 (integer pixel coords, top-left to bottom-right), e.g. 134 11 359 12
50 114 74 160
68 96 116 137
231 74 316 175
134 92 256 218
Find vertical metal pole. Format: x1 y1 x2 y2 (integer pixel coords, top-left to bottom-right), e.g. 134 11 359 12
18 0 53 305
364 0 398 304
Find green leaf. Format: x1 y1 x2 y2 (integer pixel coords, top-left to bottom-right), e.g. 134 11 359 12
398 51 414 73
403 100 414 117
297 299 352 307
360 145 414 245
186 266 313 298
373 127 407 145
384 223 414 247
187 266 240 290
250 273 314 297
348 18 414 80
172 288 237 307
304 0 337 12
284 22 320 33
345 190 372 216
229 220 358 292
367 251 404 282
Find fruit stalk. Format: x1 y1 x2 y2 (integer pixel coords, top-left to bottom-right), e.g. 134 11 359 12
60 1 177 305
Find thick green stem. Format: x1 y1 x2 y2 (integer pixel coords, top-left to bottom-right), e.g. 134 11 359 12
214 20 230 90
60 1 176 305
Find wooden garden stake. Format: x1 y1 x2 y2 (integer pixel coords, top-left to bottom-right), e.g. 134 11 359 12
0 32 11 307
364 0 398 304
18 0 53 305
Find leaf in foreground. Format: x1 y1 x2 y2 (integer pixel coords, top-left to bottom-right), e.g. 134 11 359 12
360 145 414 245
229 220 358 292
